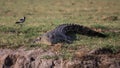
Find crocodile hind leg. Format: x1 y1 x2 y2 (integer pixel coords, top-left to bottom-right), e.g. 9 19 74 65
65 36 73 44
59 34 72 44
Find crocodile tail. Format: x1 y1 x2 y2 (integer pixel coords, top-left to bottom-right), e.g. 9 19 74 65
76 25 107 37
64 24 107 38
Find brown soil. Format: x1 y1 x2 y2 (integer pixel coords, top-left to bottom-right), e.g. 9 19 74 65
0 47 120 68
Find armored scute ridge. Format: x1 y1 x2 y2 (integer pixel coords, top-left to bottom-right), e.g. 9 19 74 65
34 24 107 45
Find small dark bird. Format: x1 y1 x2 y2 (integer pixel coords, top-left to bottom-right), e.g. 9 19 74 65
16 17 26 24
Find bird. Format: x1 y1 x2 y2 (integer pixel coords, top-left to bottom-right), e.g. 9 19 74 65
16 16 26 24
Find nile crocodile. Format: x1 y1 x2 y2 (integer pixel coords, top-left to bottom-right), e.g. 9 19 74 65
33 24 107 45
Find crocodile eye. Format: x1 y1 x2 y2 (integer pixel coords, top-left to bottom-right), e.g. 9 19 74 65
47 34 53 39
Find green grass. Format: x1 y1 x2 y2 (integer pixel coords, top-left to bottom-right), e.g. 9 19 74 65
0 0 120 56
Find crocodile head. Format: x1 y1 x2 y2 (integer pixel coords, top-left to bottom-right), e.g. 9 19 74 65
33 32 58 45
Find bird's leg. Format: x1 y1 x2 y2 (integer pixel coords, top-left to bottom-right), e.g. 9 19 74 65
20 24 23 28
16 24 23 35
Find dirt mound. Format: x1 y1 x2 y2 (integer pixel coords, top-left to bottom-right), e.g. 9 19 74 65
0 48 120 68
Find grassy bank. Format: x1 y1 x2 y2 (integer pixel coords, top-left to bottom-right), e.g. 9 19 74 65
0 0 120 56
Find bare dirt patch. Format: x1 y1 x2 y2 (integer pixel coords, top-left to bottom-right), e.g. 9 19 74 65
0 47 120 68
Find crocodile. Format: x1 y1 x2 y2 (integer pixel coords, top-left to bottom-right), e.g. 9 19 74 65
33 24 107 45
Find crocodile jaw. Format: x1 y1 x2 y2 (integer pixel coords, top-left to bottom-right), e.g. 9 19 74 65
34 35 52 45
40 37 52 45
